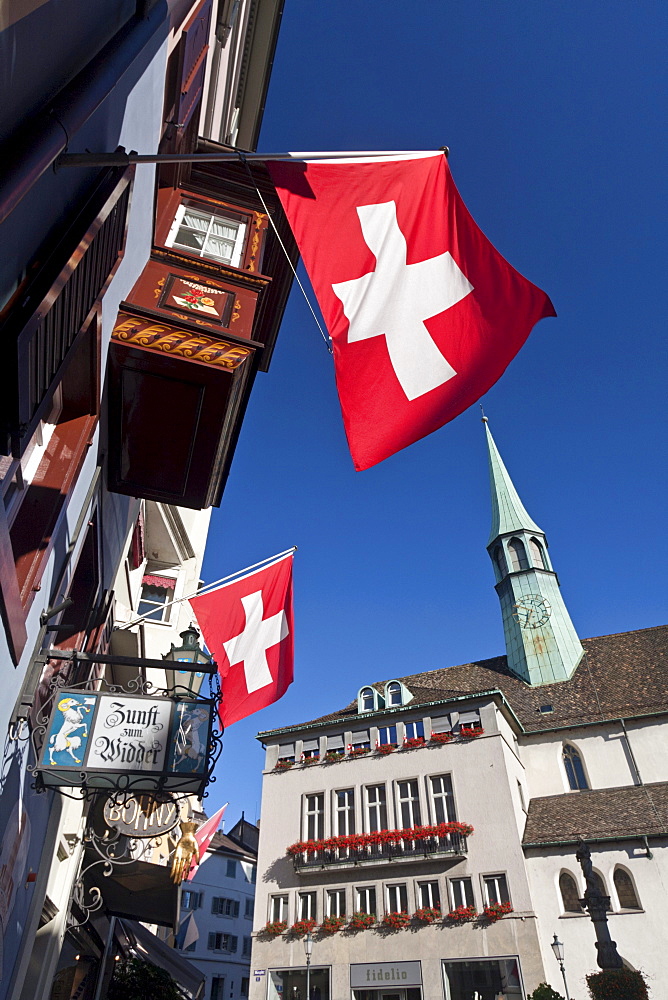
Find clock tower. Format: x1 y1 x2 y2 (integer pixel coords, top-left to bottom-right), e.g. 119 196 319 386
484 418 583 685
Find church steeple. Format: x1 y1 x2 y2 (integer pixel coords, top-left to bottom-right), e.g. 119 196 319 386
484 418 583 686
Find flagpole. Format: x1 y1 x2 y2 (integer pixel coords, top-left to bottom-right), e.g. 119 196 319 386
58 148 448 167
115 547 296 631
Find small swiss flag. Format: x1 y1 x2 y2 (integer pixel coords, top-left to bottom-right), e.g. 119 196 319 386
268 152 555 470
190 554 294 728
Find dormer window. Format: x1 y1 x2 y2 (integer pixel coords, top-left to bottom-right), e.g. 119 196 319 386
361 687 375 712
166 202 247 267
387 682 402 707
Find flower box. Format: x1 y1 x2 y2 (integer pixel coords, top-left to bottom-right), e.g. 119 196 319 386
482 901 513 923
323 751 345 763
447 905 477 923
402 736 426 750
264 920 287 936
347 746 370 758
274 760 294 770
430 731 454 744
348 911 375 930
375 742 397 755
382 911 411 930
286 821 474 857
413 906 440 924
290 919 316 936
320 915 346 934
459 726 484 739
300 754 320 765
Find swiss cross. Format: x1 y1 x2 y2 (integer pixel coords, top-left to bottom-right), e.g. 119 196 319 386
222 591 289 694
332 200 474 401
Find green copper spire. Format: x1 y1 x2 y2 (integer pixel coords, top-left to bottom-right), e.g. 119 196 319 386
484 417 583 686
485 419 542 546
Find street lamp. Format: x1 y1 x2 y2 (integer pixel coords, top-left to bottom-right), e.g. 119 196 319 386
551 934 570 999
304 930 313 1000
163 625 216 697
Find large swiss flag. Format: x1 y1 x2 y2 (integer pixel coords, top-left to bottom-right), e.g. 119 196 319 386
190 554 294 727
268 152 555 470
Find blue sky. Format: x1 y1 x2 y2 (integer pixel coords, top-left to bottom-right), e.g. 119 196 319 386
202 1 667 826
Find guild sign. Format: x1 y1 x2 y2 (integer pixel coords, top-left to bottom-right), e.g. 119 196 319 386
36 690 214 795
102 794 180 838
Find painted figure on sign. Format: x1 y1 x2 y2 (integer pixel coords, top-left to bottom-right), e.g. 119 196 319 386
48 697 90 764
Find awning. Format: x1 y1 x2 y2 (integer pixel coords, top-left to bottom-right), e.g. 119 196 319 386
431 715 451 733
327 735 344 749
118 919 205 998
459 710 481 725
302 739 319 751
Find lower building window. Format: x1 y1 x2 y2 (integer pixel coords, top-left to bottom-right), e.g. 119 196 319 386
449 877 474 910
417 881 440 909
271 894 288 922
442 959 522 999
483 874 510 906
210 977 224 1000
269 969 330 1000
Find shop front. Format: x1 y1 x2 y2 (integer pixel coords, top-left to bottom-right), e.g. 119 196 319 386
268 967 330 1000
350 961 423 1000
442 958 523 1000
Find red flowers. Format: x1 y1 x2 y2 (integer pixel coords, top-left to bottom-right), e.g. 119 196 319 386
274 759 294 770
264 920 287 935
286 821 473 857
482 901 513 922
375 742 397 754
447 905 477 923
430 731 454 744
459 726 484 739
382 911 411 930
402 736 426 750
290 919 316 936
413 906 440 923
320 915 346 934
348 911 376 930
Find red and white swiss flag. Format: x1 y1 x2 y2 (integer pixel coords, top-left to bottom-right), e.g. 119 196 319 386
268 152 555 470
190 554 294 728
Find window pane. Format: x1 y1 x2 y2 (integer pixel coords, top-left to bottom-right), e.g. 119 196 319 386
182 210 210 231
397 780 421 828
203 235 235 262
450 877 474 909
137 585 170 622
405 721 424 739
299 892 316 920
327 889 345 917
305 793 324 839
271 895 288 921
365 785 387 832
388 682 402 706
335 788 355 835
430 774 456 824
530 537 546 568
378 725 397 745
563 745 589 790
614 869 640 909
559 872 582 913
418 881 440 909
361 688 375 711
484 874 509 906
387 884 408 912
356 886 376 914
508 537 528 571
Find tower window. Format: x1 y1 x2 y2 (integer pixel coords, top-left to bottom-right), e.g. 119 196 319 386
563 745 589 791
530 537 546 569
614 868 641 910
493 545 507 579
559 872 582 912
508 537 529 571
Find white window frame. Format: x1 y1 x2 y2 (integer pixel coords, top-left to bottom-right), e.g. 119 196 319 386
364 784 388 833
417 880 440 909
136 571 179 625
356 885 376 915
449 877 475 910
326 888 346 918
166 201 247 267
428 773 456 824
386 883 408 913
303 793 325 840
270 894 288 922
483 873 510 906
298 891 317 921
333 788 355 836
396 779 422 828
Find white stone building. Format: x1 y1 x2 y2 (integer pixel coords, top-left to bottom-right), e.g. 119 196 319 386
177 817 260 1000
249 424 668 1000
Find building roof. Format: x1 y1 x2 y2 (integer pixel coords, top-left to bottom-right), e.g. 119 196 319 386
522 782 668 846
257 624 668 739
208 830 257 860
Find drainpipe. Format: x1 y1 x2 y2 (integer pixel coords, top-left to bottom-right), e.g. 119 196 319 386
0 2 168 226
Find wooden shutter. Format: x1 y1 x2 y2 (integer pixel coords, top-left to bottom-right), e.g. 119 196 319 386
176 0 213 129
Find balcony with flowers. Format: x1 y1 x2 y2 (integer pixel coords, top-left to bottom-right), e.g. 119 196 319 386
286 821 472 872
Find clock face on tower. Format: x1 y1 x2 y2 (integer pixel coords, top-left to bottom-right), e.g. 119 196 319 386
513 594 552 629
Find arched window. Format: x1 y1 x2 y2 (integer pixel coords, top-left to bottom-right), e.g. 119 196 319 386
387 682 402 707
563 745 589 790
614 868 641 910
559 872 582 913
593 872 612 911
529 537 546 569
508 537 528 571
361 687 375 712
493 546 507 579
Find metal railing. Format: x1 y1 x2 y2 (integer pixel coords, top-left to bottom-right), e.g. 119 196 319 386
292 833 467 871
